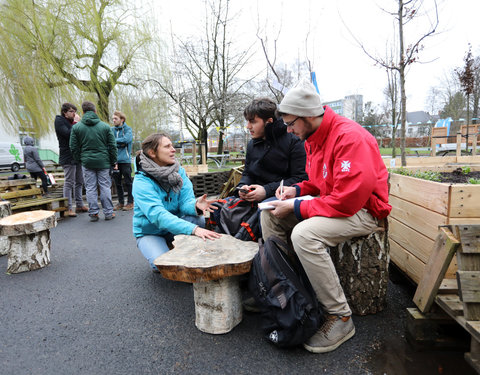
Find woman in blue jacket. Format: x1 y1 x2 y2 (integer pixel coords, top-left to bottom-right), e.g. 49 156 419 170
133 133 221 270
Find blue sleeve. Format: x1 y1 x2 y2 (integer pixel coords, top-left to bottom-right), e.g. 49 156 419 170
133 175 197 235
178 167 198 217
115 124 133 145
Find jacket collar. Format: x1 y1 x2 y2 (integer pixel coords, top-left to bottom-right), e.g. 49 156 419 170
306 105 334 148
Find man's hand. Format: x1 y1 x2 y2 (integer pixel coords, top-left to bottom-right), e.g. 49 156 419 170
194 227 222 240
275 185 296 200
242 184 266 202
195 194 220 215
268 199 295 218
113 163 118 170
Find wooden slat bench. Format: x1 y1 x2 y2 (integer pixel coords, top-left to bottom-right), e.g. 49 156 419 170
0 179 68 217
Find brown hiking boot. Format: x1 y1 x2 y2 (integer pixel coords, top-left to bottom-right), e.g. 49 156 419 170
66 210 77 217
76 205 88 213
122 203 134 211
303 315 355 353
114 203 124 211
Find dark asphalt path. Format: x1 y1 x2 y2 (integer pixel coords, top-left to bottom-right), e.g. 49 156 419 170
0 210 475 375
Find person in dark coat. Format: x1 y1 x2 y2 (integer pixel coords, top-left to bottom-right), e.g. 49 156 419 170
54 102 88 217
23 136 49 195
237 97 307 202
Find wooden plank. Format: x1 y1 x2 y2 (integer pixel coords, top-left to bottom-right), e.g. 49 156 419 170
439 278 458 293
388 217 435 263
389 238 425 284
455 225 480 253
0 188 42 200
389 173 450 215
413 227 460 313
436 294 464 317
0 178 36 188
450 186 480 218
389 195 447 241
466 321 480 344
457 271 480 303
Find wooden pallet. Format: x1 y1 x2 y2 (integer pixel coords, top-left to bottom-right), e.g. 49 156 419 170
412 225 480 374
190 171 230 197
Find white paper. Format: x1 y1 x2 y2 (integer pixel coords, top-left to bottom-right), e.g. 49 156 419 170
258 195 314 210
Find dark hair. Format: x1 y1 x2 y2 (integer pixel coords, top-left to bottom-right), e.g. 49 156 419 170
61 102 77 116
82 101 96 113
243 98 277 122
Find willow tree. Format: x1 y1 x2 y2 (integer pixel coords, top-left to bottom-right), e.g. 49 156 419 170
0 0 153 136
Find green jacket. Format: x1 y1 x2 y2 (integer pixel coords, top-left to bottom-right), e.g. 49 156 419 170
70 111 117 169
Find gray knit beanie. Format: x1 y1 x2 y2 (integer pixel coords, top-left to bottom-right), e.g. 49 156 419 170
278 79 324 117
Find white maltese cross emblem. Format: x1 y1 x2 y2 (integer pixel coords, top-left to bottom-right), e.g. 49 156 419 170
323 163 327 178
341 160 351 172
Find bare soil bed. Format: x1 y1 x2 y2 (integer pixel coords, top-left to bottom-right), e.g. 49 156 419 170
439 168 480 183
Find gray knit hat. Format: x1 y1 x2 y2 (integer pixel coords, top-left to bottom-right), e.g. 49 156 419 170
278 79 324 117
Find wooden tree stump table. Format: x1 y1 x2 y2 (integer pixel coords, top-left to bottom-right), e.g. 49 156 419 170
0 210 57 273
0 201 12 256
154 234 259 334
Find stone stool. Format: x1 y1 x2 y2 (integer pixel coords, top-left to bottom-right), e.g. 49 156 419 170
0 210 57 273
154 234 258 334
0 201 12 256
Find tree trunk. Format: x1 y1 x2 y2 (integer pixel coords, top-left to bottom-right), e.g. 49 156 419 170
0 201 12 256
0 210 56 273
398 0 407 167
330 229 390 315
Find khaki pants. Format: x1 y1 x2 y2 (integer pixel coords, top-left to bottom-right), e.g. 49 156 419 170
260 208 378 316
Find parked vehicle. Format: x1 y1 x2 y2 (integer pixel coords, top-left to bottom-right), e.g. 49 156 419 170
0 141 25 171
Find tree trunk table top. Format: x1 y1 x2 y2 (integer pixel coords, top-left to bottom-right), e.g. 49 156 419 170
0 210 56 236
154 234 259 283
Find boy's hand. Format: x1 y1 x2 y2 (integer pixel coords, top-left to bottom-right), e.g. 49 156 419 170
243 184 266 202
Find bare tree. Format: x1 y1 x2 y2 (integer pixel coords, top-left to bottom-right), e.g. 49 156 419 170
349 0 439 166
153 0 252 155
383 65 401 157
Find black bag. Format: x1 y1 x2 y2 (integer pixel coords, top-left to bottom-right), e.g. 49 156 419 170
248 236 324 347
212 197 261 241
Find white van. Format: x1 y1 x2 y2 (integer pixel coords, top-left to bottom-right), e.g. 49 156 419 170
0 141 25 171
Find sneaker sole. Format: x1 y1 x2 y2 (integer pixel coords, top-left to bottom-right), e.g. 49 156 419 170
303 327 356 354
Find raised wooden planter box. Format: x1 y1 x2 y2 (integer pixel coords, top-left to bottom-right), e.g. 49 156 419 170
389 169 480 284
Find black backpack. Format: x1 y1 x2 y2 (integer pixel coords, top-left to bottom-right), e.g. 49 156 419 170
211 197 261 241
248 236 324 347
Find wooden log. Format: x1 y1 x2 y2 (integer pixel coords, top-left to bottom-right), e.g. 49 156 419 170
0 201 12 256
154 234 258 334
193 276 242 334
330 228 389 315
0 210 56 274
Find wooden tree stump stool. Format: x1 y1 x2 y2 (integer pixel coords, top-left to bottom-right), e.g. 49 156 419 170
0 201 12 256
330 227 390 315
154 235 258 334
0 210 57 274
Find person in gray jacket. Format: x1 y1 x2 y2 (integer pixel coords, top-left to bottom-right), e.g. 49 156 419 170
23 136 49 195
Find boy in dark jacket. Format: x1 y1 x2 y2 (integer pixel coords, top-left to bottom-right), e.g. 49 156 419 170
23 136 49 195
237 98 307 202
54 102 88 217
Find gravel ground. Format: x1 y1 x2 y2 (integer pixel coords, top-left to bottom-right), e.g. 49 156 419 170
0 209 475 375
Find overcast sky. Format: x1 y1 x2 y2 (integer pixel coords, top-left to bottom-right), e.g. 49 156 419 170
153 0 480 113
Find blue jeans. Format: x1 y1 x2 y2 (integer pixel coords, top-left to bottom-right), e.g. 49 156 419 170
136 215 205 270
82 167 113 217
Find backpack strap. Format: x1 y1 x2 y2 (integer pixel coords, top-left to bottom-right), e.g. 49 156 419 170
258 241 288 309
240 222 257 241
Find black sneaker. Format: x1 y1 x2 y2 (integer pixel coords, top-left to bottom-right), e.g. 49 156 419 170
89 214 99 222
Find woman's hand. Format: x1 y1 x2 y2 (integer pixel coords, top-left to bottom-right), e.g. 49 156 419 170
195 194 220 215
194 227 222 240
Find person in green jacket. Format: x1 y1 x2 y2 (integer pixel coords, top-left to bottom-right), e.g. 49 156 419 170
70 101 117 222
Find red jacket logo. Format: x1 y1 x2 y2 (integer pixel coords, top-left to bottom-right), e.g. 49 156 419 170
341 160 351 172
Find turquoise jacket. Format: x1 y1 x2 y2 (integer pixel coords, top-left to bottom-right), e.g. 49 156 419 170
132 166 198 238
111 122 132 164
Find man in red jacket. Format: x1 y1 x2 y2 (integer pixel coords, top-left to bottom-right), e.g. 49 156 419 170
261 79 391 354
